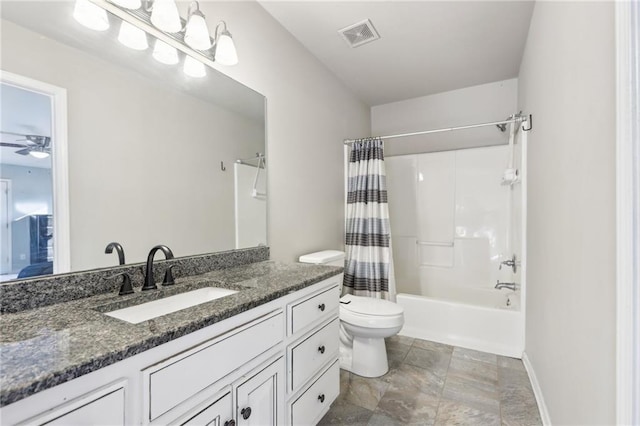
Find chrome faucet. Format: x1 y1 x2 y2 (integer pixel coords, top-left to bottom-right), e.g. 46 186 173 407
142 245 174 291
495 281 518 291
105 242 126 265
499 254 518 273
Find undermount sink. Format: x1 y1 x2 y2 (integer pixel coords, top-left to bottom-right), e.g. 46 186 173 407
105 287 238 324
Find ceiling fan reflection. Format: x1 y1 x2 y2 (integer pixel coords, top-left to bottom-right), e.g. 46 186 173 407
0 131 51 158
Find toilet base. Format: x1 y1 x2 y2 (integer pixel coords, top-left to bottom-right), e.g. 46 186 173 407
339 336 389 378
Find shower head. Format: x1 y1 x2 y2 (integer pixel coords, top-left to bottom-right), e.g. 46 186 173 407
496 123 507 132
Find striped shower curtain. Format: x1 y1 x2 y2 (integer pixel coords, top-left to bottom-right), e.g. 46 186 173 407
343 137 395 301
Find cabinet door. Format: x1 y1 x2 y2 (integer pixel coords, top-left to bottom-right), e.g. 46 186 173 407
235 359 284 426
179 391 233 426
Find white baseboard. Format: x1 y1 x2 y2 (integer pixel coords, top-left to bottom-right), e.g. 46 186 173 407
522 352 552 426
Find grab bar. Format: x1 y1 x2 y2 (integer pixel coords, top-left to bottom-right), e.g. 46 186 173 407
416 241 454 247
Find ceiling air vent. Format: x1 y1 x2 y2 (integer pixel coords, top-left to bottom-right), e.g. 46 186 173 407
338 19 380 48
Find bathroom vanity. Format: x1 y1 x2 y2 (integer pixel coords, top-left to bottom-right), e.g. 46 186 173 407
0 259 342 426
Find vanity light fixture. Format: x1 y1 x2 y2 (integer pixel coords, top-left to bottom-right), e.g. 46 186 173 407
183 55 206 78
73 0 110 31
184 2 211 50
110 0 141 9
149 0 181 33
75 0 239 77
118 21 149 50
117 0 239 66
212 22 238 66
152 39 179 65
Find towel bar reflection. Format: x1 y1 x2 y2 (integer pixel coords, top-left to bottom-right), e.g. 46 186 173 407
416 241 454 247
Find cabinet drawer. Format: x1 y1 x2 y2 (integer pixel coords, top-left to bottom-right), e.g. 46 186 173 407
290 285 339 335
290 318 339 391
45 388 125 426
148 312 283 421
290 360 339 426
18 381 126 426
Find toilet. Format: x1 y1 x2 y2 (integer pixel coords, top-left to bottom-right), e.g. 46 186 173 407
298 250 405 378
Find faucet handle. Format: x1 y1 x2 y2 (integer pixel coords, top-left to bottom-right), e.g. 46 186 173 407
107 272 134 295
162 265 177 286
499 254 518 273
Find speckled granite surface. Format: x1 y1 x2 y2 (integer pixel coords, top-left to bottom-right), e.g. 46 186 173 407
0 260 342 407
0 246 269 314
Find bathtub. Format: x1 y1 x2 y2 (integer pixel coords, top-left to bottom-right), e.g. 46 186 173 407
396 284 524 357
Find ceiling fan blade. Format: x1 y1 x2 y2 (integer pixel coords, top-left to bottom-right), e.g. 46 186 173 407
15 148 32 156
0 131 51 142
0 142 29 148
0 130 27 137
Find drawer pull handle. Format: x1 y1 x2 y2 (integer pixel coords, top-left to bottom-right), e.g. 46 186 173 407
318 303 326 312
241 407 252 420
318 394 325 403
318 345 326 354
224 421 236 426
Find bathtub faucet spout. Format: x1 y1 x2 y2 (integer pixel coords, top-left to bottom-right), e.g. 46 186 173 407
495 281 518 291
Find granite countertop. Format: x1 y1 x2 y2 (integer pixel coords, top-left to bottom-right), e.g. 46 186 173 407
0 261 342 407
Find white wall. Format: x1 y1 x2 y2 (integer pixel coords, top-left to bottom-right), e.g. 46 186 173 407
518 2 616 424
199 2 371 261
371 79 518 156
0 164 53 220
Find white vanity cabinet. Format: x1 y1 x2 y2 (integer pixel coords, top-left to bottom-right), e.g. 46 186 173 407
0 274 342 426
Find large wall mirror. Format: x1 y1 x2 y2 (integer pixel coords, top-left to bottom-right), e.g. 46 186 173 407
0 1 267 283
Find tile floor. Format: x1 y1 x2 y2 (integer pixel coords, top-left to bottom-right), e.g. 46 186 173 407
318 336 542 426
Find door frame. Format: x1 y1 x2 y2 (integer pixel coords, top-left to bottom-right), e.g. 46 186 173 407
615 1 639 424
0 70 70 275
0 179 12 274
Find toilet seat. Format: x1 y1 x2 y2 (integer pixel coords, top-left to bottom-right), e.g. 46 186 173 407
339 294 404 329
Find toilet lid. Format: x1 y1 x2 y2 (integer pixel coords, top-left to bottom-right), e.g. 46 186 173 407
340 294 404 316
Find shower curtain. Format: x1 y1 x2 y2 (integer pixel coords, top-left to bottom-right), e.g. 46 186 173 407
343 137 396 301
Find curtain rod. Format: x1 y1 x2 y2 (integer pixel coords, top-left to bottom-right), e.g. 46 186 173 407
343 115 531 145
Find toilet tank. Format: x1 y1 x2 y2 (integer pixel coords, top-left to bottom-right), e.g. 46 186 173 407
298 250 345 267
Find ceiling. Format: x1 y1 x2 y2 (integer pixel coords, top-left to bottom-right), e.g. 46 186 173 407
259 1 535 106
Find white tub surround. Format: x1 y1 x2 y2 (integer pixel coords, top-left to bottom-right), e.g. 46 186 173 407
386 141 526 357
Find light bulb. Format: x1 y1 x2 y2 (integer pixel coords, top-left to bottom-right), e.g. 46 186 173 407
152 39 179 65
214 31 238 66
110 0 141 9
29 149 50 159
73 0 109 31
184 11 211 50
118 21 148 50
183 56 206 78
150 0 181 33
